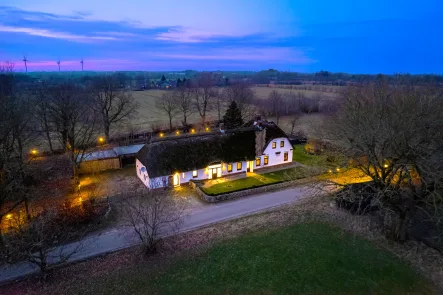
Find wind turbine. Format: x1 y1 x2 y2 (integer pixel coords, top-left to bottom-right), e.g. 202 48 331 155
80 58 84 71
23 55 28 73
57 57 61 72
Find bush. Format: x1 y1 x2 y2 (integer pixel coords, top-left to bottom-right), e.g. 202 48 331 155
305 138 325 155
334 183 379 215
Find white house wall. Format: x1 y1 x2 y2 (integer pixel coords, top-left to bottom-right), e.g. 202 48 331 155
257 137 293 169
136 159 151 188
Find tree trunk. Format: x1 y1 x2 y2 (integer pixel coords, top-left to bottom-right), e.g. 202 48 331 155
104 120 110 141
43 117 54 153
169 116 173 131
395 213 410 242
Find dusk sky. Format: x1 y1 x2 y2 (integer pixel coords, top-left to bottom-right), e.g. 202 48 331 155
1 0 442 73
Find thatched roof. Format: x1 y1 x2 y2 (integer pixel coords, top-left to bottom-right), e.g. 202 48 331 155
137 128 257 177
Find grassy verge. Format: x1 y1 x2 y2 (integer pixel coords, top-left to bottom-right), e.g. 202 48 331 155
72 222 432 295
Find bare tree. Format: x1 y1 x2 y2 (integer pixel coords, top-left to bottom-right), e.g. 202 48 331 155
91 76 138 140
0 65 34 244
4 209 85 276
34 82 55 152
267 90 285 125
320 81 443 241
193 73 216 126
48 84 99 183
156 92 177 131
173 86 193 127
213 89 223 122
222 82 256 121
120 189 184 254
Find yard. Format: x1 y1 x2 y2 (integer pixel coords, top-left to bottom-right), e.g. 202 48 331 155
200 166 308 195
60 222 432 295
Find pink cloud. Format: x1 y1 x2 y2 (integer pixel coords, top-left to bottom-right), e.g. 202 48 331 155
152 47 315 64
155 27 246 43
0 25 117 42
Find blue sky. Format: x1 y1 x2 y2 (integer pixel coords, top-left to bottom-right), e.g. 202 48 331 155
1 0 442 73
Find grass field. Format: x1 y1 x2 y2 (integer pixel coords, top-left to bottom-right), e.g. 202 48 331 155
69 222 432 295
117 87 332 136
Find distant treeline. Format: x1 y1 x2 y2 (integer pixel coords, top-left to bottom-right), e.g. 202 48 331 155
9 69 443 89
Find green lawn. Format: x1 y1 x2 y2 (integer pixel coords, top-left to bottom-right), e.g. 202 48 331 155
201 167 309 195
292 144 328 167
201 174 281 195
74 222 432 295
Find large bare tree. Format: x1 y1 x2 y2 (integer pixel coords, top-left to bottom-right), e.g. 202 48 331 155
91 76 138 140
156 92 177 131
193 73 216 126
321 81 443 241
267 90 285 125
173 86 193 126
48 84 99 183
222 82 256 121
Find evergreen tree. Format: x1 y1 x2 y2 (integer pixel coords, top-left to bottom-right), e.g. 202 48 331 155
161 74 166 82
223 101 243 129
176 78 182 87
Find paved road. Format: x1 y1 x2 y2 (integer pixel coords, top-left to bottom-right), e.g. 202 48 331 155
0 183 332 284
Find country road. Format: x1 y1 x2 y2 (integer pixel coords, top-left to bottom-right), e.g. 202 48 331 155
0 183 333 284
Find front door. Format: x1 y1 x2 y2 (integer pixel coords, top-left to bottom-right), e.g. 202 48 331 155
211 168 217 179
246 160 254 172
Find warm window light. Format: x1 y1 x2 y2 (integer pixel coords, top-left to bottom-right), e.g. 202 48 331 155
98 137 105 143
336 168 340 172
384 164 389 168
30 149 38 155
328 169 332 173
205 127 209 132
159 133 164 137
176 131 180 135
5 213 12 220
191 129 195 133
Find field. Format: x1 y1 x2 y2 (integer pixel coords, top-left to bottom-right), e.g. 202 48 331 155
50 222 431 295
115 86 336 137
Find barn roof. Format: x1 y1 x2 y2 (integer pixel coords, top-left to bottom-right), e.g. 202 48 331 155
136 128 257 178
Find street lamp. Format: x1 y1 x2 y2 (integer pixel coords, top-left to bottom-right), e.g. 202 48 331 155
159 133 164 138
98 137 105 143
30 149 38 155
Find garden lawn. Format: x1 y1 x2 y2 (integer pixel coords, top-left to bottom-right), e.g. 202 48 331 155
292 144 328 167
200 174 280 195
73 222 432 295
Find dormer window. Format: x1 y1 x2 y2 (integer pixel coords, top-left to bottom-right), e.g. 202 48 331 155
192 170 198 178
280 140 284 147
272 142 276 149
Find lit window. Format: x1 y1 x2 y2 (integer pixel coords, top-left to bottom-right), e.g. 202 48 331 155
256 157 261 166
284 152 288 161
237 162 242 170
272 142 276 149
192 170 198 178
264 156 269 165
280 140 284 147
227 164 233 172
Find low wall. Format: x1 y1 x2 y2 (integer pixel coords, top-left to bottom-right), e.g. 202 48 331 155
193 177 313 203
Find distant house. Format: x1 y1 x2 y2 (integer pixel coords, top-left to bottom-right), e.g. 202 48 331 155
135 119 293 189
